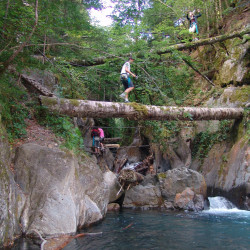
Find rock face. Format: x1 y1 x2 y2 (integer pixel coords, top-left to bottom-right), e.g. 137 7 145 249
13 143 110 236
0 118 24 246
199 136 249 209
214 38 249 86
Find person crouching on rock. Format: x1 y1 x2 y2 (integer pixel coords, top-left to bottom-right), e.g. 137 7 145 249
91 126 101 154
98 127 105 152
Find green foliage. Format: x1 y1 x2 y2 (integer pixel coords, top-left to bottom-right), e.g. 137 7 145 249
0 75 29 141
35 106 84 153
143 120 181 149
192 120 232 162
0 0 242 158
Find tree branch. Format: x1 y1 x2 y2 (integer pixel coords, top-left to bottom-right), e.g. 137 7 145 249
182 58 215 86
156 29 250 54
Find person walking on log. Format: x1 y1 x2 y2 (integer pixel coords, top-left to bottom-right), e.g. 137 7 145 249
120 57 137 103
187 9 201 41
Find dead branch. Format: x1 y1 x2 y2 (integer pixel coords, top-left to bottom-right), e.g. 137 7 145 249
182 58 215 86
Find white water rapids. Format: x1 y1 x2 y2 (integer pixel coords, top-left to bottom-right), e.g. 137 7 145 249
205 196 250 216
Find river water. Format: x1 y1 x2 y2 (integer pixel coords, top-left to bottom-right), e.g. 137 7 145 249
10 197 250 250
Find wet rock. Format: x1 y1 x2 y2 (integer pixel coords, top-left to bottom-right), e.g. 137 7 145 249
107 203 120 211
193 194 205 211
174 188 195 210
162 201 175 210
174 188 205 211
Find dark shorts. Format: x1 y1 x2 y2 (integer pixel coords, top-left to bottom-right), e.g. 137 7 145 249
121 75 134 90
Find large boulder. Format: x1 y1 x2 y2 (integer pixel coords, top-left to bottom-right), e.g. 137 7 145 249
0 118 25 247
123 175 162 208
13 143 109 236
158 167 207 202
174 187 205 211
103 170 122 203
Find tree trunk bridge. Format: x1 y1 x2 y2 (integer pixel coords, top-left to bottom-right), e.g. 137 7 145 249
40 96 244 121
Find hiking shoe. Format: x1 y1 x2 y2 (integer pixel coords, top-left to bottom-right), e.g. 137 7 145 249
125 99 130 103
119 93 126 100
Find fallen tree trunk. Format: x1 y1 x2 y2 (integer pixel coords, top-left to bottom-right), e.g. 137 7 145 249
104 144 120 148
40 96 244 121
157 29 250 54
104 137 122 143
70 56 111 67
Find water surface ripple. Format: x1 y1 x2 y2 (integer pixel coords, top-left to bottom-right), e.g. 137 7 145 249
63 209 250 250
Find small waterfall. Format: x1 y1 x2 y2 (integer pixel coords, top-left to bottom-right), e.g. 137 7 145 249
208 196 236 210
203 196 250 217
123 162 141 170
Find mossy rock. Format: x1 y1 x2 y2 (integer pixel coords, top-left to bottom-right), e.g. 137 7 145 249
229 86 250 104
157 172 167 179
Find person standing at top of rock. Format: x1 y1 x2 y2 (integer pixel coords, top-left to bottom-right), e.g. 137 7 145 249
187 9 201 40
98 127 105 151
119 57 137 103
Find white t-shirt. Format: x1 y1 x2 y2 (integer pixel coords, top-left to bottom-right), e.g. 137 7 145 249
121 61 130 75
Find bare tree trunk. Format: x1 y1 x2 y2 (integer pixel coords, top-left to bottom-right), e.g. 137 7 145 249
2 0 10 39
225 0 230 9
214 0 219 31
40 96 244 121
218 0 223 19
205 0 210 37
0 0 39 74
43 33 46 64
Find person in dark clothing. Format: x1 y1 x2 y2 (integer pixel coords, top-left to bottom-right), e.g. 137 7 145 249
187 9 201 40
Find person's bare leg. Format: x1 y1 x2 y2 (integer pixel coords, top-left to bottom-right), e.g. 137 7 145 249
125 87 134 99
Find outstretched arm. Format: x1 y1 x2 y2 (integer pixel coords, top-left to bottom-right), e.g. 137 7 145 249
195 10 201 18
125 66 136 77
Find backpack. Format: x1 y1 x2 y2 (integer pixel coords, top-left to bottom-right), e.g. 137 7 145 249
91 128 100 137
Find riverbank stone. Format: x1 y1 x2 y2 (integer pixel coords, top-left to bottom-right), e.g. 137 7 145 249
13 143 109 236
158 167 207 203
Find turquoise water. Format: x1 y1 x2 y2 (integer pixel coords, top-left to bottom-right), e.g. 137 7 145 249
9 198 250 250
63 208 250 250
